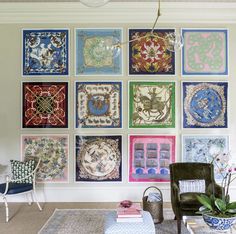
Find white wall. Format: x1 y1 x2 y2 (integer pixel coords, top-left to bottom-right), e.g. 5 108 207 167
1 2 236 202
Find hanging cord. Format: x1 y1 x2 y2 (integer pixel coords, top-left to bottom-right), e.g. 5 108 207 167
115 0 163 48
151 0 161 35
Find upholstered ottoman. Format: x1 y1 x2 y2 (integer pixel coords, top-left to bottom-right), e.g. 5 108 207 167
104 211 155 234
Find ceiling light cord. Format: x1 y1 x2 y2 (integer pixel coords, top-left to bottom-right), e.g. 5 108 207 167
115 0 162 49
151 0 161 35
93 0 183 56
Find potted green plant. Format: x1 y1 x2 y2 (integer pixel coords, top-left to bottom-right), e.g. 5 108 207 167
197 153 236 231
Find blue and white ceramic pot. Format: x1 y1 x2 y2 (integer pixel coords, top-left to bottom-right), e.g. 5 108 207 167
203 213 236 232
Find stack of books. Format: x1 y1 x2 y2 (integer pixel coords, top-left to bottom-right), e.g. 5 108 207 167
116 203 143 222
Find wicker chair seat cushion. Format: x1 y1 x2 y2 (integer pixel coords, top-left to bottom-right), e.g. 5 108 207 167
0 183 33 194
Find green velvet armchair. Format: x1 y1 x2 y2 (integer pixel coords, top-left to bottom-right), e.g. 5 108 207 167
170 162 223 234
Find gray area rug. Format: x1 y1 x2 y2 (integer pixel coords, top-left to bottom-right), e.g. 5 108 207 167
38 209 190 234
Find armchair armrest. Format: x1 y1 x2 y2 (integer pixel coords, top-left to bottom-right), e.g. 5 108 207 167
206 182 224 198
1 175 10 195
171 182 180 202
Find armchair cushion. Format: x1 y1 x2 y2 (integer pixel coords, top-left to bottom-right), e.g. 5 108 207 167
179 192 205 213
10 160 35 184
180 192 205 207
0 183 33 194
179 179 205 194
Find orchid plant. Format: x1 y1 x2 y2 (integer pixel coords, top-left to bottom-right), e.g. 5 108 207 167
197 152 236 217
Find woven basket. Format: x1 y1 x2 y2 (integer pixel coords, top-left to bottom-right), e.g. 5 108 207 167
142 186 164 224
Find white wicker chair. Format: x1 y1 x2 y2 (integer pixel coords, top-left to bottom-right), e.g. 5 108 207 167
0 158 42 222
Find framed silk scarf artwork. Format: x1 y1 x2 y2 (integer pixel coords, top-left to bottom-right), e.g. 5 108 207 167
129 29 175 75
75 28 122 76
182 81 228 128
75 135 122 182
21 134 69 183
129 135 176 182
182 135 229 182
129 81 175 128
22 29 69 76
181 28 228 76
75 81 122 128
22 82 68 128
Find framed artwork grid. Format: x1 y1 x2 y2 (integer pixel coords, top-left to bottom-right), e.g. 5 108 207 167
19 27 231 186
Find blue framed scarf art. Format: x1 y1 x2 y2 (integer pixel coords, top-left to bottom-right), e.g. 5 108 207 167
75 28 122 76
182 81 228 128
22 29 69 76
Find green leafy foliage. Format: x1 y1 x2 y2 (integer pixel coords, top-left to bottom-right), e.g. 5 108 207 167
196 194 213 212
226 202 236 214
215 199 226 213
197 194 236 217
195 152 236 218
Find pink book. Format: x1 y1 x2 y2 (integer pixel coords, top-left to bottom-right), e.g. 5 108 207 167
117 212 142 218
116 217 143 222
117 203 142 218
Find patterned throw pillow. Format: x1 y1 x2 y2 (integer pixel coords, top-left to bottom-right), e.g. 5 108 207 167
10 160 35 184
179 179 205 194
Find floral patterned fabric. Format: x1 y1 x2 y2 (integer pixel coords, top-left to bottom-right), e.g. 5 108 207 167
10 160 35 184
129 29 175 75
22 135 69 183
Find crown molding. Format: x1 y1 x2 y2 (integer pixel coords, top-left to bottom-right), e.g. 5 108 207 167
0 2 236 24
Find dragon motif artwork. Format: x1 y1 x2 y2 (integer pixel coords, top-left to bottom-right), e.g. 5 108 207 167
23 29 69 76
75 28 122 75
183 82 228 128
75 135 122 182
22 82 68 128
129 82 175 128
75 82 122 128
21 135 69 183
129 135 176 182
129 29 175 75
182 135 229 182
182 29 228 75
